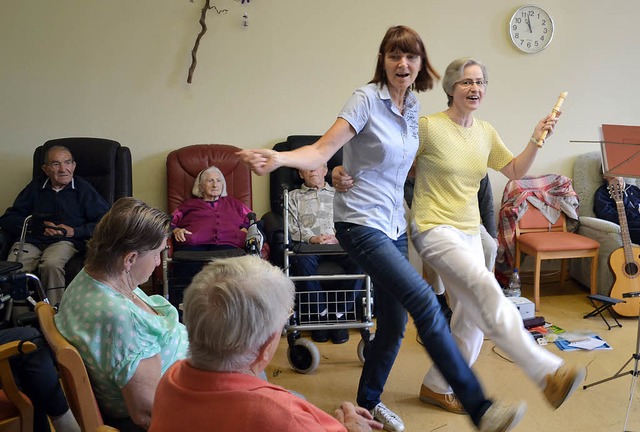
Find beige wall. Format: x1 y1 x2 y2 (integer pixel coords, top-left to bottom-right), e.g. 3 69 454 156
1 1 638 218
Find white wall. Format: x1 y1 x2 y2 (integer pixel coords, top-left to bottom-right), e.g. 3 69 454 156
1 0 638 218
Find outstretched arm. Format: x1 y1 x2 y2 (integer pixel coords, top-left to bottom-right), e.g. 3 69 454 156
238 118 356 175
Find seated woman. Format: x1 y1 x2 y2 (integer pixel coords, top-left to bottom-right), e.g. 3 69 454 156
55 197 188 431
171 165 253 253
170 166 262 293
149 255 381 432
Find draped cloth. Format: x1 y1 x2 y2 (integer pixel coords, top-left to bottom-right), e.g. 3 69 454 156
496 174 580 270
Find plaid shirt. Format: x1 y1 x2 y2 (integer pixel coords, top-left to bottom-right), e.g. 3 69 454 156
288 183 335 243
496 174 580 269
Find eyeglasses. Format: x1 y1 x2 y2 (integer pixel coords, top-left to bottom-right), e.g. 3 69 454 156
47 159 74 169
456 79 488 89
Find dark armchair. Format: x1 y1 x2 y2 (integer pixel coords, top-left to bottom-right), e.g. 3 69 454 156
262 135 343 268
0 137 132 285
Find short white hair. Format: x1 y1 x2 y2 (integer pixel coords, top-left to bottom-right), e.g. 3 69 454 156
183 256 294 372
192 166 228 198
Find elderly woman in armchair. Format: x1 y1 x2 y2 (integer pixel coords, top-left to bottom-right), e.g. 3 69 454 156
169 165 267 289
171 165 255 251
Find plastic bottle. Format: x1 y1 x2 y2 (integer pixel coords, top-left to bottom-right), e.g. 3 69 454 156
504 268 522 298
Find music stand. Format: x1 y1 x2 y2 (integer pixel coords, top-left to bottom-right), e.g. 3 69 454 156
577 124 640 431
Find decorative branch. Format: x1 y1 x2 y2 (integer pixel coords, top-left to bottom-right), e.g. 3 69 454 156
187 0 228 84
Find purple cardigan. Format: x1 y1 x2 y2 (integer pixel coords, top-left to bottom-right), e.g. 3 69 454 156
171 197 252 248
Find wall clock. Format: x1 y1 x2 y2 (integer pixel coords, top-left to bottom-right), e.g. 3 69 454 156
509 5 554 53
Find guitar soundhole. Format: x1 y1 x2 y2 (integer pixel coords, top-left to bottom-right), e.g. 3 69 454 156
625 262 639 277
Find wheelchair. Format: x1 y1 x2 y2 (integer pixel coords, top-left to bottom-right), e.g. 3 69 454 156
0 263 48 328
282 189 374 374
161 216 265 309
0 216 50 328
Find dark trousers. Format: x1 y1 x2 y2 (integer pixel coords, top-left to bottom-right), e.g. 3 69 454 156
0 326 69 432
335 222 491 427
170 244 240 305
290 251 363 318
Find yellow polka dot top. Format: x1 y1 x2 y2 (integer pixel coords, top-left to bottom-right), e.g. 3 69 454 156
411 112 513 235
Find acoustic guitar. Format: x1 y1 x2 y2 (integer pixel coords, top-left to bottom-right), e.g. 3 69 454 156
608 176 640 317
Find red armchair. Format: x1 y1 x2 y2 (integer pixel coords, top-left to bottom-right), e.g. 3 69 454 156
152 144 254 298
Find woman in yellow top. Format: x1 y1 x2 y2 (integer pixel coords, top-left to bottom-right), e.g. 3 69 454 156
410 58 585 414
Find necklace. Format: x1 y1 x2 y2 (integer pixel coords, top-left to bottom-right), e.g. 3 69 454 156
394 99 405 113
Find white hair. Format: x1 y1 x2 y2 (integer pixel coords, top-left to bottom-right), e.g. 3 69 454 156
192 166 228 198
183 256 294 372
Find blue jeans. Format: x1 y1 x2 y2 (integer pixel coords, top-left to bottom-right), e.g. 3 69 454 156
335 223 491 426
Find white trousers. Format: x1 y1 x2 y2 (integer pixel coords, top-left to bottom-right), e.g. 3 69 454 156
425 224 496 295
411 223 562 394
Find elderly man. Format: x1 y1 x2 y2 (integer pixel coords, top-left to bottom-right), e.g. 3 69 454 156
0 145 109 305
288 165 363 344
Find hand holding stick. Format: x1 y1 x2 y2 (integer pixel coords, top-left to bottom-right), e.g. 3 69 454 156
536 91 567 146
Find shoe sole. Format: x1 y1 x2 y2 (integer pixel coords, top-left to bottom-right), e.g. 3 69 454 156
501 402 526 432
551 367 587 409
419 394 466 415
371 414 404 432
480 402 527 432
378 421 404 432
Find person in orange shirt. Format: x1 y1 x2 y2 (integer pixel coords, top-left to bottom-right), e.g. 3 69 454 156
149 255 382 432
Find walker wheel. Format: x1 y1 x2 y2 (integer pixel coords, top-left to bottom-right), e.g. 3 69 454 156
287 338 320 374
357 332 375 364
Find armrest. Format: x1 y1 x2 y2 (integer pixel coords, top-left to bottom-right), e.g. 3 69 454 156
261 211 284 268
577 216 623 253
0 228 15 260
578 216 621 235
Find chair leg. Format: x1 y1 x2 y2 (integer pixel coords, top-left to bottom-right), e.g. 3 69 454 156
590 252 599 295
534 256 542 311
559 259 567 289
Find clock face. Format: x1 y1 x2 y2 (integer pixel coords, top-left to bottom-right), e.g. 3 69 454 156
509 5 554 53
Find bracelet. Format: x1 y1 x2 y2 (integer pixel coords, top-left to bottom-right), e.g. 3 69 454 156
530 136 544 148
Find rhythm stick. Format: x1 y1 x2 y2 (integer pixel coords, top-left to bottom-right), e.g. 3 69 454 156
535 91 567 147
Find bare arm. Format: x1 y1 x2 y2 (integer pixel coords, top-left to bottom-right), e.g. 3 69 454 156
121 354 162 429
238 118 356 175
500 114 558 180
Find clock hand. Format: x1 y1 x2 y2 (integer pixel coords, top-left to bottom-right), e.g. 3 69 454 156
526 16 532 33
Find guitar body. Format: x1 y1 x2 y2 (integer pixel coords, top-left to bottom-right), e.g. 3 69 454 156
609 245 640 317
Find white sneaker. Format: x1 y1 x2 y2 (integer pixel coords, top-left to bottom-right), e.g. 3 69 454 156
479 401 526 432
369 402 404 432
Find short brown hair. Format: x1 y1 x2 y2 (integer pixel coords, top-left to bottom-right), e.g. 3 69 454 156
85 197 170 277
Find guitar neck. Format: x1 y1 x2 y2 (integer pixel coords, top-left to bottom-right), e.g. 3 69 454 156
615 197 634 262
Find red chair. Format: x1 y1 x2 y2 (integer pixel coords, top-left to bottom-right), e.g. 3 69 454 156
515 206 600 311
152 144 254 299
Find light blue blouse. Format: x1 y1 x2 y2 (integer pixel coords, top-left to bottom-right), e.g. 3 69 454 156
335 83 419 240
55 269 188 419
